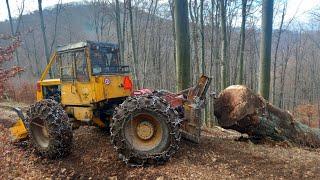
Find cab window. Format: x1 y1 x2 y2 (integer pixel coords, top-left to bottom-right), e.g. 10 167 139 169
59 49 89 82
75 50 89 82
91 46 121 75
60 52 74 81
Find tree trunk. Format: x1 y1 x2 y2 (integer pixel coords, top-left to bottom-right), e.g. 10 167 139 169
293 32 302 112
220 0 227 89
237 0 247 84
50 0 62 55
214 85 320 148
157 20 162 88
200 0 205 75
318 103 320 128
5 0 14 36
5 0 21 76
169 0 176 72
189 0 200 82
278 47 290 109
38 0 52 78
272 2 287 104
128 0 140 89
32 30 41 77
174 0 191 91
142 0 155 88
214 0 220 91
115 0 123 64
207 0 218 126
121 0 127 64
21 18 35 77
258 0 274 100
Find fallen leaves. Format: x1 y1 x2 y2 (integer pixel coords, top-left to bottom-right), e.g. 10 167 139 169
0 108 320 179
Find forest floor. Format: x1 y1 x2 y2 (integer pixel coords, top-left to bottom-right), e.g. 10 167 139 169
1 102 320 179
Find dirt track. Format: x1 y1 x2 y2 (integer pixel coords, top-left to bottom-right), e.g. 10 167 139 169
1 108 320 179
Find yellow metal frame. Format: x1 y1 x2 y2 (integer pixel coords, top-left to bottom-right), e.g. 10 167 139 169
9 119 28 141
36 79 61 100
9 43 134 141
59 47 132 106
40 52 57 81
35 44 132 124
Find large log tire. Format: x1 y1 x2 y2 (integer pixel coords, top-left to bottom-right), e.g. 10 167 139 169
25 99 73 158
111 95 181 166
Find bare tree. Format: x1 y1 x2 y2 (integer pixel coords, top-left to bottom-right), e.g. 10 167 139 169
50 0 63 55
128 0 140 88
169 0 176 68
174 0 191 91
38 0 51 77
278 44 291 108
141 0 155 88
189 0 200 81
258 0 274 100
5 0 15 36
89 0 112 42
200 0 205 75
114 0 123 63
220 0 227 89
237 0 248 84
0 35 23 97
272 2 287 104
5 0 25 74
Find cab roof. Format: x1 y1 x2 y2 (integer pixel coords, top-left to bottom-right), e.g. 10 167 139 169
57 41 118 53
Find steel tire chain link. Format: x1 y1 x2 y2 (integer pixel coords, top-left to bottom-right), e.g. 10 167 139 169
110 94 182 167
25 99 73 158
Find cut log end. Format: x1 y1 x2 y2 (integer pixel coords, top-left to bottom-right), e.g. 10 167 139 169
214 85 265 127
214 85 320 148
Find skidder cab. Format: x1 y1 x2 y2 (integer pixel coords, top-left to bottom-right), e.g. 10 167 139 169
37 41 132 105
8 40 211 166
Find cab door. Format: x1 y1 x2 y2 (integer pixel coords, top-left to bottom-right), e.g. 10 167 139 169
60 49 93 105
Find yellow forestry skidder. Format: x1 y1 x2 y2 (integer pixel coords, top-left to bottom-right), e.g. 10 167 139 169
4 41 211 166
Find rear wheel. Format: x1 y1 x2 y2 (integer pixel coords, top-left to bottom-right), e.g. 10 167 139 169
26 99 73 158
111 95 181 166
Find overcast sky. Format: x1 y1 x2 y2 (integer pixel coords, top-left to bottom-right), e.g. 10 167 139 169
0 0 320 23
0 0 81 21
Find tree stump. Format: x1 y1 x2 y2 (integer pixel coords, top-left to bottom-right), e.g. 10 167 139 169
214 85 320 148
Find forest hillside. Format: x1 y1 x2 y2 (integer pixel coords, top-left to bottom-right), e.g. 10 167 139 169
1 0 320 178
1 2 319 127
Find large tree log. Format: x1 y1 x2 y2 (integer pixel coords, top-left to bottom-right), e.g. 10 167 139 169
214 85 320 148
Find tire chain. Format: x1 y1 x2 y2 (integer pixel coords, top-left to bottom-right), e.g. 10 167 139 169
25 99 73 158
110 94 182 167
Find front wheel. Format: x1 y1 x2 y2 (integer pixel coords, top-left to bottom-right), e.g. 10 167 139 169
26 99 73 158
111 95 181 166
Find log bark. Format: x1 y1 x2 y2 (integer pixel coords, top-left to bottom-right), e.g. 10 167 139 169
214 85 320 148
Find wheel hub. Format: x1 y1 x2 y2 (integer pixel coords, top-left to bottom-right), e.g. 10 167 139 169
136 121 155 140
42 126 49 139
31 120 50 148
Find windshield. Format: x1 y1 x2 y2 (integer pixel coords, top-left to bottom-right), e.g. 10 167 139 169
90 46 129 75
